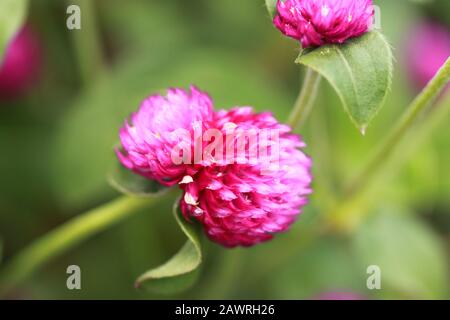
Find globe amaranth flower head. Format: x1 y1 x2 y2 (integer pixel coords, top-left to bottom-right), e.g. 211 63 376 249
0 25 41 99
116 86 214 186
117 87 313 247
180 107 312 247
406 21 450 91
274 0 374 48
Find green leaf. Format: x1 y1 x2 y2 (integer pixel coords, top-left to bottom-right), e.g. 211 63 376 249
265 0 278 18
0 0 28 61
135 198 202 294
107 155 169 197
353 208 447 299
296 31 393 133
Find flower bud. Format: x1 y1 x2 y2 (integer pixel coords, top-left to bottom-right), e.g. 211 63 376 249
274 0 374 48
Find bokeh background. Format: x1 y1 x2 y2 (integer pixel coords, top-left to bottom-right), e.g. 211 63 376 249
0 0 449 299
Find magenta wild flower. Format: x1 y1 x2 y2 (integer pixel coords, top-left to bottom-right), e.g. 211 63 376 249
273 0 374 48
180 107 312 247
0 25 41 99
117 87 313 247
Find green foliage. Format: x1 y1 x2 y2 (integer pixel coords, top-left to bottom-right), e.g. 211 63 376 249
108 159 169 197
0 238 3 265
135 200 202 294
354 208 448 299
297 31 393 133
52 49 291 207
265 0 278 18
0 0 27 61
271 237 366 299
0 0 449 299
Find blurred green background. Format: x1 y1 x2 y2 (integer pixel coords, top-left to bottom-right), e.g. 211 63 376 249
0 0 449 299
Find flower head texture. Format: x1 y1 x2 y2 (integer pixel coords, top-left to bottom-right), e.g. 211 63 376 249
180 107 312 247
406 21 450 90
117 86 214 186
0 25 41 99
273 0 374 48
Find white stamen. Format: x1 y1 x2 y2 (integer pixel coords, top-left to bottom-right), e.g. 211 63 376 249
184 192 198 206
179 175 194 184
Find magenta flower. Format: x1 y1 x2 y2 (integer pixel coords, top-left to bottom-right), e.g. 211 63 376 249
314 292 366 300
117 87 313 247
117 86 214 186
273 0 374 48
406 22 450 90
180 107 312 247
0 25 41 99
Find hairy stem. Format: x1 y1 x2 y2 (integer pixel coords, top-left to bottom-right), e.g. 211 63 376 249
345 58 450 198
325 58 450 231
287 68 322 130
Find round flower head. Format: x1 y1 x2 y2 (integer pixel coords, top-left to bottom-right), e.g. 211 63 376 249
0 25 41 99
180 107 312 247
274 0 374 48
406 21 450 90
116 86 214 186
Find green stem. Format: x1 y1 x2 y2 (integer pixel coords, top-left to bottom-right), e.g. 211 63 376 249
331 91 450 232
0 195 162 297
344 58 450 198
69 0 105 86
287 68 321 130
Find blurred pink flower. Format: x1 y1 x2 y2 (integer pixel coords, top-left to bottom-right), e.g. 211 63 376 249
117 86 214 186
0 25 41 99
314 292 366 300
180 107 312 247
273 0 374 48
406 21 450 90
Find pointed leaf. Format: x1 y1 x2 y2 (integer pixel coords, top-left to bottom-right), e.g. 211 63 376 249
265 0 278 18
135 199 202 294
107 158 169 197
296 31 393 133
0 0 28 61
